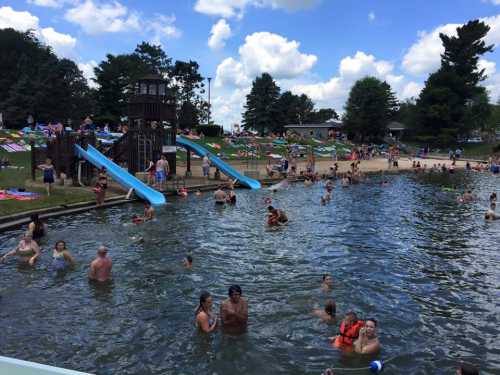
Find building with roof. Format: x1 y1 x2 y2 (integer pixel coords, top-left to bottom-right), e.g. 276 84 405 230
284 120 343 139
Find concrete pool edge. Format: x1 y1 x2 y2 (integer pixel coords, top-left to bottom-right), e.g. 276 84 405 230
0 356 94 375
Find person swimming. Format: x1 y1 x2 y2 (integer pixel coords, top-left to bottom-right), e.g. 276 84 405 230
267 206 288 226
226 188 237 204
195 291 217 333
456 363 479 375
331 311 365 349
485 202 499 221
321 273 333 291
312 300 337 323
50 240 76 271
183 254 193 269
132 202 155 223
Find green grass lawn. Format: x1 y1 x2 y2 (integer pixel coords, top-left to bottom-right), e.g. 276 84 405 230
176 136 351 161
0 150 95 216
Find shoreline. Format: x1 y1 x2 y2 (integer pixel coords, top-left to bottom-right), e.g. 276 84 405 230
0 156 472 232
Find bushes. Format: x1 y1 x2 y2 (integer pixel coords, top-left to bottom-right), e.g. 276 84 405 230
197 125 223 137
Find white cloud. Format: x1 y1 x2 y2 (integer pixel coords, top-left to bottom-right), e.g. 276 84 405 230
402 15 500 77
148 14 181 45
478 59 496 77
208 19 232 49
402 23 460 76
78 60 98 88
26 0 73 8
239 32 317 79
292 51 423 110
215 57 250 87
64 0 181 44
368 11 375 22
0 6 77 57
65 0 140 34
194 0 319 19
39 27 76 57
0 6 39 31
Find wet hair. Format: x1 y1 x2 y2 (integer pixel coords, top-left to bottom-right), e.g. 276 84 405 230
366 318 378 327
325 300 336 316
55 240 67 250
267 205 274 211
346 311 358 320
459 364 479 375
322 273 331 281
186 255 193 263
196 291 211 315
30 213 40 223
228 284 242 296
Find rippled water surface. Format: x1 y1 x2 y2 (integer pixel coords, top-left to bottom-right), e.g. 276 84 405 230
1 171 500 375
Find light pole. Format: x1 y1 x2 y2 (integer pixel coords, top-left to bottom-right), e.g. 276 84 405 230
207 77 212 125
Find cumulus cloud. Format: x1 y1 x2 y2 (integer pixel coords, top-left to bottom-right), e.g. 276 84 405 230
292 51 423 110
64 0 181 43
212 31 316 128
78 60 99 88
194 0 319 19
0 6 39 31
0 6 77 57
208 19 232 49
39 27 77 57
402 15 500 77
65 0 140 34
238 32 317 78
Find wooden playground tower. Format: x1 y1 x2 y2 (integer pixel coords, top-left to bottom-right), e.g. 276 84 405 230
31 74 177 185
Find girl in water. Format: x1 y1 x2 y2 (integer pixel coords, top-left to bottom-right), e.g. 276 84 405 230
50 240 76 271
195 291 218 333
312 300 337 323
39 158 55 196
28 213 47 241
0 232 41 266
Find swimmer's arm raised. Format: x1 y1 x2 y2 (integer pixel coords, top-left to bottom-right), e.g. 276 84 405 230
0 248 18 262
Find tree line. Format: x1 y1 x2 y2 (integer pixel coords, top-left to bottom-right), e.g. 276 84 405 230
0 28 208 129
243 19 498 145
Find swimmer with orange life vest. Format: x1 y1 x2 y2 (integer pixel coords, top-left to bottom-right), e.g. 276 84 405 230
330 311 365 351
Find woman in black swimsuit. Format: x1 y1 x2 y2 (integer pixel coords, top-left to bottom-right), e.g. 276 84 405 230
28 214 46 240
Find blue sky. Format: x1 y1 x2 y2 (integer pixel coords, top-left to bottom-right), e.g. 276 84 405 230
2 0 500 127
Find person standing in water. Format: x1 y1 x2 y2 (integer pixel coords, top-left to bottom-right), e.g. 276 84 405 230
28 213 47 241
214 186 227 205
88 246 112 282
39 158 55 196
220 285 248 329
1 232 41 266
51 240 76 271
183 254 193 269
331 311 364 349
196 291 218 333
133 202 155 223
353 318 380 354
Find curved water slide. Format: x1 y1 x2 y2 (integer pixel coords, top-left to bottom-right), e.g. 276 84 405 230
74 144 166 206
176 136 261 189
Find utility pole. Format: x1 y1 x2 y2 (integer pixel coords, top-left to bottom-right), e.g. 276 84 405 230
207 77 212 125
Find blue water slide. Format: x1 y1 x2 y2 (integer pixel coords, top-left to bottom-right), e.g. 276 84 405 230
74 144 166 206
176 136 261 189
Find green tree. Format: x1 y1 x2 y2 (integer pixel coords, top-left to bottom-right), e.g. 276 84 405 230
242 73 281 135
178 100 199 129
0 28 93 127
343 77 398 142
415 20 493 144
309 108 339 123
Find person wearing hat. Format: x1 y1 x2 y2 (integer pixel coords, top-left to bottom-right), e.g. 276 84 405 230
220 285 248 329
88 246 112 282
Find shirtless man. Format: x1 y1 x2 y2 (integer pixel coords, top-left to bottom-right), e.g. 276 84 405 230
214 186 227 205
220 285 248 329
155 155 169 190
312 300 337 323
88 246 112 282
354 318 380 354
134 202 155 223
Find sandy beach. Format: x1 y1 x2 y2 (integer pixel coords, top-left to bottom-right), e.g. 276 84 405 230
176 156 470 180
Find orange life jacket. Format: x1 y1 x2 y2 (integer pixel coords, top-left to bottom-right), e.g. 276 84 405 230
335 320 364 347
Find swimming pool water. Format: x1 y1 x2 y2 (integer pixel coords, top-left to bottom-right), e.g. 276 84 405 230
0 171 499 375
